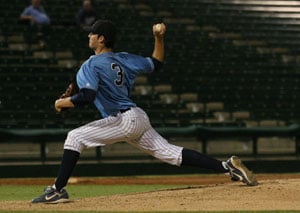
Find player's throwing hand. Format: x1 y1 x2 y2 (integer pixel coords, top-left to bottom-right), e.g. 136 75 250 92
153 23 166 37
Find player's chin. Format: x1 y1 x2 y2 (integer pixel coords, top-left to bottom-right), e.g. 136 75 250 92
89 44 96 50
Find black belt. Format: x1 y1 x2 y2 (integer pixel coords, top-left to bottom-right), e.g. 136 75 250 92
120 108 131 113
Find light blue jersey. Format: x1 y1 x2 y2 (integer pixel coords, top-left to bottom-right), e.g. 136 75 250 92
76 52 154 117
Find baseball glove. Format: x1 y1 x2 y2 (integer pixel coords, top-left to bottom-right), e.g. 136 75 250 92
60 82 78 99
58 82 78 113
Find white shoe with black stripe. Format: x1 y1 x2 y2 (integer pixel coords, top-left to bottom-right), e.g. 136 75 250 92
226 156 258 186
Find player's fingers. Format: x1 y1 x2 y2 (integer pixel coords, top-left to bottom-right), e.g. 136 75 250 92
54 99 62 112
55 107 62 113
152 24 158 35
55 104 62 113
160 23 166 34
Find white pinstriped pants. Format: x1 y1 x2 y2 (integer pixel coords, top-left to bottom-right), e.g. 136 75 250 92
64 107 183 166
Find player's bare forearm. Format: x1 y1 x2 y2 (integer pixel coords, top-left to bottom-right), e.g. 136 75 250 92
152 23 166 62
55 97 74 113
152 37 164 62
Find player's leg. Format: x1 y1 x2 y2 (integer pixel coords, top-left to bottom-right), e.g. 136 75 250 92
32 109 150 203
127 107 230 171
32 115 133 203
57 115 141 186
57 118 123 194
129 128 227 172
31 148 77 203
63 108 150 153
129 127 257 185
181 148 228 172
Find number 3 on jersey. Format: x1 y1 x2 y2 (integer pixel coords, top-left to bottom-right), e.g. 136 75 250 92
111 63 124 86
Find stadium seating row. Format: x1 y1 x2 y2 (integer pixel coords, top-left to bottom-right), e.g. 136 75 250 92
1 0 300 129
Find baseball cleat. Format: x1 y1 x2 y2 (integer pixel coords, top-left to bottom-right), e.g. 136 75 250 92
226 156 258 186
31 186 70 204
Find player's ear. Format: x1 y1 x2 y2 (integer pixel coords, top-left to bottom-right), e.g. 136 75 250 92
97 35 105 45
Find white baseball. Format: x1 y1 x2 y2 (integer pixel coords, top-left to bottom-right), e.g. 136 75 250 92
155 24 162 32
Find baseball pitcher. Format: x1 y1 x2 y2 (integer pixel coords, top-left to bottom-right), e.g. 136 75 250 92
32 20 257 204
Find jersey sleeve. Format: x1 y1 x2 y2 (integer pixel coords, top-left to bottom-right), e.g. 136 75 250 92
120 53 155 74
76 59 99 91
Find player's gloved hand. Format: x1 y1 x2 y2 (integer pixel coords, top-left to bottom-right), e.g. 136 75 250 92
55 97 74 113
60 83 77 99
56 82 78 113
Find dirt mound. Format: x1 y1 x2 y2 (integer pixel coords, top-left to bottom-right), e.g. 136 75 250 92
1 175 300 211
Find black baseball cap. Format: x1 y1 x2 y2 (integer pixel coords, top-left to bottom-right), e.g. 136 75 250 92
88 19 117 48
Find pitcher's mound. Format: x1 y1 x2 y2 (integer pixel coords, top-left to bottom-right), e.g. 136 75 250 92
2 178 300 211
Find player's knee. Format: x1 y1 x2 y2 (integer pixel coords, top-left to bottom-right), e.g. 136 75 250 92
64 129 84 153
66 129 79 140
